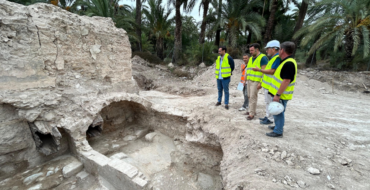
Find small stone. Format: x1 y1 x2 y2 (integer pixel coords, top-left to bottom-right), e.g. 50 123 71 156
123 135 137 141
197 173 214 189
261 148 269 152
145 132 157 142
272 178 277 183
281 151 287 160
307 167 321 175
76 171 90 180
112 144 120 148
27 184 42 190
23 172 44 185
168 63 174 68
282 180 288 185
299 156 305 161
62 160 84 178
135 128 149 138
110 152 128 160
46 171 54 177
327 184 335 189
199 62 206 68
297 180 306 188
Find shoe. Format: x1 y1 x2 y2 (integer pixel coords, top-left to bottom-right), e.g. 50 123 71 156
266 132 283 138
243 112 250 115
259 117 267 121
238 107 246 111
260 119 273 125
215 102 221 106
246 115 254 120
268 126 275 130
225 105 229 110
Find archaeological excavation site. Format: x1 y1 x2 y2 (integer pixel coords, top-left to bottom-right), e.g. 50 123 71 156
1 1 370 190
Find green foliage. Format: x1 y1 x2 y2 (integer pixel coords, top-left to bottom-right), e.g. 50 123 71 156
185 42 218 66
132 51 164 65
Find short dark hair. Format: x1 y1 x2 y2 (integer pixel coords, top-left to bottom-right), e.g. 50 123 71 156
243 53 251 57
280 42 295 55
219 46 227 52
249 43 260 50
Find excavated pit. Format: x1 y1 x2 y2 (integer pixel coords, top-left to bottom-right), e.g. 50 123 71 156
87 101 224 190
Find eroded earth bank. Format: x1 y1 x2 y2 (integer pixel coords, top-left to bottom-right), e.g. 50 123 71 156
1 1 370 190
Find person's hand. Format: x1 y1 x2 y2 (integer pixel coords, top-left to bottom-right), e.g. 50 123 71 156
273 95 280 102
257 83 262 90
252 66 260 71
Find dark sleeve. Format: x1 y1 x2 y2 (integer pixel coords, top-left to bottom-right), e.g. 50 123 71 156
280 62 296 82
260 56 268 66
271 57 281 69
228 56 235 72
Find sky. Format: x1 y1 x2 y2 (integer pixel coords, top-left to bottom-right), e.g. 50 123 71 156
121 0 299 22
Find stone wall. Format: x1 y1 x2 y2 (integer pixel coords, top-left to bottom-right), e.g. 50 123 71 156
0 0 138 180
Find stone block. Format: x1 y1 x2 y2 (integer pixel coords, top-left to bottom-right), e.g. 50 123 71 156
62 160 84 178
80 150 110 175
110 152 128 160
76 171 90 180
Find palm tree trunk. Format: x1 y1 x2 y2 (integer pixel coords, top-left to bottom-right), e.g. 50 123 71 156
156 37 164 60
305 51 316 67
173 0 182 63
247 30 252 44
263 0 278 46
215 0 222 47
199 0 210 44
135 0 142 51
292 1 308 57
345 32 354 66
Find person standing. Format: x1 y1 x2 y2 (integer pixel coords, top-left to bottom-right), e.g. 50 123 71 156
266 41 298 138
252 40 281 125
245 43 268 120
215 46 235 110
238 53 250 111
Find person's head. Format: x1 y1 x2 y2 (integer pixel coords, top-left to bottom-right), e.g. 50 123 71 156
243 53 250 64
279 41 295 59
218 46 227 56
249 43 260 57
265 40 280 57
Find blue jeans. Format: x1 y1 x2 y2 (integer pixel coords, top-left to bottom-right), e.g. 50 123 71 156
273 100 288 135
217 78 230 105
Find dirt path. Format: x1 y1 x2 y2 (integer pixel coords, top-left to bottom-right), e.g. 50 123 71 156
134 57 370 190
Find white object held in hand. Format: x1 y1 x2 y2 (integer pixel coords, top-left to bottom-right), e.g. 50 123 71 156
268 101 284 115
237 82 244 91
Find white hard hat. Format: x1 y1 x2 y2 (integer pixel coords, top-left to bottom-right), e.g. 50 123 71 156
268 101 284 115
265 40 280 49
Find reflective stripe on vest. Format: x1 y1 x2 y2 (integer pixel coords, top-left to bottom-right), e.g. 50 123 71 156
261 55 279 89
215 53 231 79
246 53 267 82
268 58 297 100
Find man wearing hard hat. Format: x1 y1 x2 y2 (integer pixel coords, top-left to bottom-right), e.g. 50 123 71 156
252 40 281 125
265 41 298 138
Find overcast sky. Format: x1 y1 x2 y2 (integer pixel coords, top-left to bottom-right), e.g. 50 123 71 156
120 0 299 22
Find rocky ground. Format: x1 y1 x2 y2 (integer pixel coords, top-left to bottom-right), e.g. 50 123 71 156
132 56 370 190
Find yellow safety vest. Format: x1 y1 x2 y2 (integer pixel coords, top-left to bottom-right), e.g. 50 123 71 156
246 53 267 82
268 58 297 100
261 54 279 89
215 53 232 79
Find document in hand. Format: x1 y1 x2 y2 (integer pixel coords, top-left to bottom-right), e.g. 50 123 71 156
237 82 244 91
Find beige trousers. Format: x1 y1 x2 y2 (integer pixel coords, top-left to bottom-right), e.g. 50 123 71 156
247 80 260 116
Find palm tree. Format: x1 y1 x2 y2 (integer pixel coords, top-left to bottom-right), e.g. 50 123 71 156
134 0 147 52
215 0 265 47
199 0 211 44
144 0 173 59
263 0 291 45
294 0 370 65
168 0 198 63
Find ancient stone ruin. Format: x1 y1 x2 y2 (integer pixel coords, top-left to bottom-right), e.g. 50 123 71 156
0 1 223 189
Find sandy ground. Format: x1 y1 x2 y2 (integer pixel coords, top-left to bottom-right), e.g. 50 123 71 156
133 56 370 190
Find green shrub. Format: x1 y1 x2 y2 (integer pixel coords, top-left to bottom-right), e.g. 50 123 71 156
226 46 242 59
172 68 191 78
185 42 218 66
132 51 164 65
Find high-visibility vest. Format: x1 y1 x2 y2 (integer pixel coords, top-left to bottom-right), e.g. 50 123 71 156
215 53 232 79
240 63 247 82
261 54 279 89
268 58 297 100
246 53 267 82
